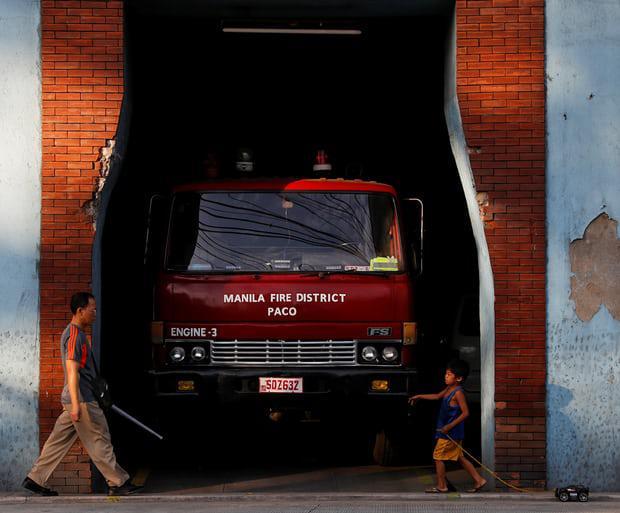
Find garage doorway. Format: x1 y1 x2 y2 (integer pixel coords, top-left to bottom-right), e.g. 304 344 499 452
92 0 493 492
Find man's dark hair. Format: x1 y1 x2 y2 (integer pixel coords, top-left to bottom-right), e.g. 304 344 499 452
70 292 95 314
447 358 470 382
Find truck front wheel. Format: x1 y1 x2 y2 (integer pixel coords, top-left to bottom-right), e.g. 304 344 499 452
373 428 400 466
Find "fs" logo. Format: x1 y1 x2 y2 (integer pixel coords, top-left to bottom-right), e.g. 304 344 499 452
367 327 392 336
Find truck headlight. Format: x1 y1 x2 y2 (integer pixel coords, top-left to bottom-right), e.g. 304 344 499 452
382 346 398 362
170 346 185 363
361 346 377 362
191 346 206 361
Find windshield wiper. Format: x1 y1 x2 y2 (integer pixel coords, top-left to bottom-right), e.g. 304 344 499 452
301 269 391 279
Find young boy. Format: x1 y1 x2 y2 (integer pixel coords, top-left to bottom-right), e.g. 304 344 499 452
409 359 487 493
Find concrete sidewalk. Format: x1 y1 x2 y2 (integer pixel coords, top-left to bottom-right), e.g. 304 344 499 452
2 491 620 504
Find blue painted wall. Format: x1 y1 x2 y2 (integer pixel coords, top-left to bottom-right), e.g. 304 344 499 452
547 0 620 490
0 0 41 491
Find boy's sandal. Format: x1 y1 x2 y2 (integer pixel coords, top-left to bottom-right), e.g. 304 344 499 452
466 482 487 493
425 487 449 493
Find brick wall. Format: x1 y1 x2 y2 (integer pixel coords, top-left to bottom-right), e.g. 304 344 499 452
455 0 546 488
40 0 123 493
39 0 545 492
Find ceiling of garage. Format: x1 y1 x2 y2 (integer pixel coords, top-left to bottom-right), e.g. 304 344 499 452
126 0 454 18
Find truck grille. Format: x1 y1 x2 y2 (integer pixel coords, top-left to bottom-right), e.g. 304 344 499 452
210 340 357 366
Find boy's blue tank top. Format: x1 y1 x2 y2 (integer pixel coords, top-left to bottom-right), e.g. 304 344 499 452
435 386 465 440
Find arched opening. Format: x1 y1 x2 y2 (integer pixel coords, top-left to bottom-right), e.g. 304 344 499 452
92 0 493 492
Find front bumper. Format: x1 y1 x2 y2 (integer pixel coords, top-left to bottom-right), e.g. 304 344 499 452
149 367 417 404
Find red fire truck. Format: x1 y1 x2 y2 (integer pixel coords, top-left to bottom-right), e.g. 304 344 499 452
146 177 422 464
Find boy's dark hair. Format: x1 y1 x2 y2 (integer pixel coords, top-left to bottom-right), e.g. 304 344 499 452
447 358 470 382
70 292 95 314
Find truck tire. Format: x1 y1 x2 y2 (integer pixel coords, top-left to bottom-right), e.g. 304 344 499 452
373 429 398 466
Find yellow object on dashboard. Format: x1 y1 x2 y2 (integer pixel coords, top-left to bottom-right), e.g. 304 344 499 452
370 256 399 271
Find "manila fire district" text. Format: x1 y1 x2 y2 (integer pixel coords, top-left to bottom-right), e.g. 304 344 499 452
223 293 347 316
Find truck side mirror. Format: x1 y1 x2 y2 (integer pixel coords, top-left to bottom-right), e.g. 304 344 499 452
403 197 423 276
144 194 167 267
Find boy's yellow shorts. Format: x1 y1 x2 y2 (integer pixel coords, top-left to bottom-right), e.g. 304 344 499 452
433 438 463 461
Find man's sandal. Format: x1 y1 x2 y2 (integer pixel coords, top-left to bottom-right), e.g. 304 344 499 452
425 487 449 493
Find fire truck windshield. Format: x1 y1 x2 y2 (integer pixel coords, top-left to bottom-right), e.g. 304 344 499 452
166 191 403 273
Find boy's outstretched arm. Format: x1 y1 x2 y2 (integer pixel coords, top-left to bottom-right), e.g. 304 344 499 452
437 389 470 434
408 387 449 405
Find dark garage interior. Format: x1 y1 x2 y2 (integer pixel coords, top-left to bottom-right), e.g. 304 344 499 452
96 0 480 492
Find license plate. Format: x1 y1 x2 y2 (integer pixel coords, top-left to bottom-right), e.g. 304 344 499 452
259 377 303 394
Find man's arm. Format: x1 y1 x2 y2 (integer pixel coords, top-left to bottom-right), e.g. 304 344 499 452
66 360 81 422
437 389 469 434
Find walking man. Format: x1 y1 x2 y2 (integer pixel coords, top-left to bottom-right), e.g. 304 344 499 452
23 292 140 496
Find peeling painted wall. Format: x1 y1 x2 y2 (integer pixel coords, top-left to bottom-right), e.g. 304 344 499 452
0 0 41 491
569 214 620 322
547 0 620 490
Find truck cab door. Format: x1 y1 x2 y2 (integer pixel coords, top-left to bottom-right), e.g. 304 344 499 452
144 194 169 271
402 197 423 276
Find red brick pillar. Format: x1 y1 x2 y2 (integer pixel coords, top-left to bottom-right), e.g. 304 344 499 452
40 0 123 493
456 0 546 488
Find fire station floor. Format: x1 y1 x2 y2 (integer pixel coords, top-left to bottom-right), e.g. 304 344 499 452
112 403 485 495
135 464 476 494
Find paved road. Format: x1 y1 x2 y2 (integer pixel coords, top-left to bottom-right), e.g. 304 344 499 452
2 496 620 513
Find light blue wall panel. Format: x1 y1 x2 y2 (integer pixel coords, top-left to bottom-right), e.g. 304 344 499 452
547 0 620 491
0 0 41 491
